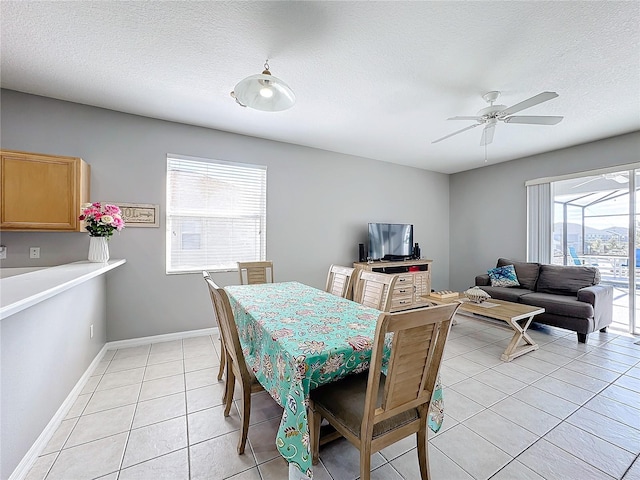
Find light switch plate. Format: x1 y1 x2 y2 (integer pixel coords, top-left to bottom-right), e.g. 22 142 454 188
29 247 40 259
0 245 6 260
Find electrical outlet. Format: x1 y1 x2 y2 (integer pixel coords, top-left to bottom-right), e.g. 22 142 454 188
0 245 6 260
29 247 40 259
90 324 94 339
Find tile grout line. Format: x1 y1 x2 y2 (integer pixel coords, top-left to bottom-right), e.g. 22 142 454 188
431 330 639 480
116 344 151 476
182 338 193 480
114 342 188 477
26 327 640 480
620 452 640 480
39 450 62 480
534 419 630 479
43 349 116 472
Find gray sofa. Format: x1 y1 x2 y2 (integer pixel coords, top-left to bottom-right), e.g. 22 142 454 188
475 258 613 343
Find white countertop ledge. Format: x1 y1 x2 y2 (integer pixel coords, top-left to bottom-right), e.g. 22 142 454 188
0 259 126 320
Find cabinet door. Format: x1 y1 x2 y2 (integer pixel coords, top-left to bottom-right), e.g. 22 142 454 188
413 271 431 299
0 152 88 231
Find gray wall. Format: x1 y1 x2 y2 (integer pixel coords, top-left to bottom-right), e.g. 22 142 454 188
1 89 637 478
449 131 640 292
1 275 107 479
0 90 450 341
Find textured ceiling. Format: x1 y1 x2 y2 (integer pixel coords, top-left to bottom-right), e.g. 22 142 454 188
1 1 639 174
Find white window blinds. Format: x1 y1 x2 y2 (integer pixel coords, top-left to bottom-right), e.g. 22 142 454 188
526 182 552 263
166 155 267 273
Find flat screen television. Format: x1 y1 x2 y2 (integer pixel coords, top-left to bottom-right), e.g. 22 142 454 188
368 223 413 261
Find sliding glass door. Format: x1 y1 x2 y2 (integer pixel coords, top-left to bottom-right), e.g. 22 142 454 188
552 169 639 334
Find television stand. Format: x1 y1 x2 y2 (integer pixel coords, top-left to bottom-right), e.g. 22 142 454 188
353 259 432 312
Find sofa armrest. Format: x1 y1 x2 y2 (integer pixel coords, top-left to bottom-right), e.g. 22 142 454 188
577 284 613 330
475 274 491 286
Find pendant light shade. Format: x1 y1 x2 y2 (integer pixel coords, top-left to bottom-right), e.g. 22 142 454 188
231 61 295 112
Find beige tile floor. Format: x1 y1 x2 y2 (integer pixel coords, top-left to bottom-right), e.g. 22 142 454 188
24 317 640 480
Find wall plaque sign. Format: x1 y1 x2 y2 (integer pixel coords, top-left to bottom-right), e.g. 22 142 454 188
116 203 159 227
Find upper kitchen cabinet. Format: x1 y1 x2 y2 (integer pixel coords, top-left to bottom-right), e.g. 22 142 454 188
0 150 90 231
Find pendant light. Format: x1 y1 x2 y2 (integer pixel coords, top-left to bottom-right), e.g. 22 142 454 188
230 60 295 112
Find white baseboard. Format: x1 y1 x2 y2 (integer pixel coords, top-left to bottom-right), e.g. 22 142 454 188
9 327 218 480
9 344 108 480
105 327 217 350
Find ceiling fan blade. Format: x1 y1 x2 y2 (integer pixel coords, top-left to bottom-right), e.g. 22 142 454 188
604 173 629 183
480 124 495 146
432 123 481 144
500 91 559 116
571 177 598 189
504 115 563 125
447 116 483 121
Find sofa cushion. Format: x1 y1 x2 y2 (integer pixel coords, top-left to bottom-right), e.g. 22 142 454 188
497 258 540 291
476 286 534 303
488 265 520 287
519 292 595 319
536 264 600 295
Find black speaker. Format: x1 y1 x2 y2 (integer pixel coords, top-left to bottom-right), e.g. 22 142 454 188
358 243 366 262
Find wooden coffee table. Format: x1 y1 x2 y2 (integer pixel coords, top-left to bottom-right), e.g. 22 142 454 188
423 294 545 362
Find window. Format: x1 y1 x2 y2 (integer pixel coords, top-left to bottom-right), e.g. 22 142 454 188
166 154 267 273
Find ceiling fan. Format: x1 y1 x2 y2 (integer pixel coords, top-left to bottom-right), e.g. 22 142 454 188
571 172 629 189
432 91 564 146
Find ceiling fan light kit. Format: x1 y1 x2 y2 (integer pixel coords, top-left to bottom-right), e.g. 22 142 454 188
432 91 564 146
230 60 295 112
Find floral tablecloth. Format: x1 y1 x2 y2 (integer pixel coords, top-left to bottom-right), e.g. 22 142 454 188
225 281 444 479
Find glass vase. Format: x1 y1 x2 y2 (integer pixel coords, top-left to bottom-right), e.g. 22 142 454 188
88 236 109 263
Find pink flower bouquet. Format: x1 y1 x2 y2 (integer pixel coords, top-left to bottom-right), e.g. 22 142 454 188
79 202 125 238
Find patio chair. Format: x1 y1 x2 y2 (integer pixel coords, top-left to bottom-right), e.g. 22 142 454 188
568 247 598 267
203 275 265 454
621 248 640 272
308 302 460 480
325 264 356 299
237 261 274 285
569 246 584 265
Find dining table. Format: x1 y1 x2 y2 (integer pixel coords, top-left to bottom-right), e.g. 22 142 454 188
224 281 446 480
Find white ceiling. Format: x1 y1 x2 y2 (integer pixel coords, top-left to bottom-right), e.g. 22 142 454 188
1 1 639 174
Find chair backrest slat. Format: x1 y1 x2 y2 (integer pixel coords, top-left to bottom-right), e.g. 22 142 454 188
237 261 274 285
364 303 459 426
354 271 397 311
203 271 222 330
325 264 355 298
385 324 438 410
203 274 252 380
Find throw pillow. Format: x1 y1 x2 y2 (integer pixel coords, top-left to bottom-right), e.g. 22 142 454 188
487 264 520 287
497 258 539 290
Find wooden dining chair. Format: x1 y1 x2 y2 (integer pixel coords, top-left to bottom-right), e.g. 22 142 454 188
325 264 356 299
309 302 459 480
202 272 227 386
353 270 398 312
237 261 274 285
203 275 265 454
